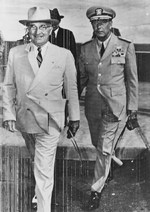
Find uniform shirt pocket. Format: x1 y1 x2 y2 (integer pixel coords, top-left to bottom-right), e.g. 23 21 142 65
111 86 126 97
111 56 125 77
111 56 125 64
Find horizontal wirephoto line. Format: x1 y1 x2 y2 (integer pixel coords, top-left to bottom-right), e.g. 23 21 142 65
138 108 150 116
136 51 150 53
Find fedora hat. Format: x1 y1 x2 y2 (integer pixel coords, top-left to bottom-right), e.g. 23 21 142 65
51 8 64 21
19 6 59 25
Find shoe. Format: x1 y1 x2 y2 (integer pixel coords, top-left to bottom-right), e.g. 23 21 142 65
32 195 37 210
84 191 101 211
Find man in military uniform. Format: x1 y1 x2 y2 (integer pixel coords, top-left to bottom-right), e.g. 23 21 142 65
79 6 138 211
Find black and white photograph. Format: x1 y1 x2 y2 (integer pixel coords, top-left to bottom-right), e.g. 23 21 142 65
0 0 150 211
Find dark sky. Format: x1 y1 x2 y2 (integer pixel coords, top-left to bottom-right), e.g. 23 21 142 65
0 0 150 43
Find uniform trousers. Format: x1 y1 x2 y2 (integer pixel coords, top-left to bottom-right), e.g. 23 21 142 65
22 121 60 212
86 99 125 193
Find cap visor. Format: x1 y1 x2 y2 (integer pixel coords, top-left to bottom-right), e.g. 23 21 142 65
90 15 112 20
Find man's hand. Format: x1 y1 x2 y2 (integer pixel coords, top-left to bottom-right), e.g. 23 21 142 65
3 120 17 132
126 110 139 130
67 120 80 138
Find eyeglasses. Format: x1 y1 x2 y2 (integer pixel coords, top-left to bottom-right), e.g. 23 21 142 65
91 19 110 25
29 24 52 32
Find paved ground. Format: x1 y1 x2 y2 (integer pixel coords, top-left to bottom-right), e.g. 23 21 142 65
44 157 150 212
2 156 149 212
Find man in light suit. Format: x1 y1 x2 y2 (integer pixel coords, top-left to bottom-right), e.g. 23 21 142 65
79 6 138 211
3 6 80 212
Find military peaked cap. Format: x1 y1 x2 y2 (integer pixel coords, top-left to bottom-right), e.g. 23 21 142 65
86 6 116 21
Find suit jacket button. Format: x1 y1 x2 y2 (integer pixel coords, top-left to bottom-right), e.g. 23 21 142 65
45 93 48 96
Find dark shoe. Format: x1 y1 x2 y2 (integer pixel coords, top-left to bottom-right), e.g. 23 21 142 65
105 172 113 185
32 195 37 210
84 191 101 211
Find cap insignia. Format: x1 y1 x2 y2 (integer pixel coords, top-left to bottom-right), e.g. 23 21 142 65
95 8 103 16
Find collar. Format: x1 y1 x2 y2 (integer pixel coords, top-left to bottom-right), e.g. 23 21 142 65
53 27 59 37
32 42 49 58
96 33 112 49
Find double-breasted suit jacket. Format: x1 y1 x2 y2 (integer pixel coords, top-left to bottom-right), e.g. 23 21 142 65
3 42 80 133
79 33 138 122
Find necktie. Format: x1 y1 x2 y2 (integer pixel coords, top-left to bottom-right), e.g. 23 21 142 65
100 42 105 57
51 30 56 44
37 47 43 67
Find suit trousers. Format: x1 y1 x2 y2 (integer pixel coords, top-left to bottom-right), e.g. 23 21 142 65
21 132 35 162
87 100 125 193
22 121 60 212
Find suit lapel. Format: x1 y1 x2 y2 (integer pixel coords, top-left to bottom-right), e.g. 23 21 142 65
56 27 63 46
28 42 56 92
101 34 118 61
26 44 39 75
90 39 100 62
